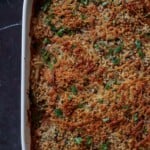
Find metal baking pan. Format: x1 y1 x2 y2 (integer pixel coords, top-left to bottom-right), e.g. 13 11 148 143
21 0 33 149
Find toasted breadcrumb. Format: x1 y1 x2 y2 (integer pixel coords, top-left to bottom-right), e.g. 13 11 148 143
30 0 150 149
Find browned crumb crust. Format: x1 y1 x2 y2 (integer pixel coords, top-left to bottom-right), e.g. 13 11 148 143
30 0 150 150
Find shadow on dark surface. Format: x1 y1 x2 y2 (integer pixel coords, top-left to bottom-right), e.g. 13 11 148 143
0 0 23 150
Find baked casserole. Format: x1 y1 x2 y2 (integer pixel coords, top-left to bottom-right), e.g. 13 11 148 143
29 0 150 149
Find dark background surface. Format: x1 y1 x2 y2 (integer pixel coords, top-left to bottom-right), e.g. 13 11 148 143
0 0 22 149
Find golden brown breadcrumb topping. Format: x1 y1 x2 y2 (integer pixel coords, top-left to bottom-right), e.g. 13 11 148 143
30 0 150 149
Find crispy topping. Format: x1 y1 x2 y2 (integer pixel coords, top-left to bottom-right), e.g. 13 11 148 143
30 0 150 149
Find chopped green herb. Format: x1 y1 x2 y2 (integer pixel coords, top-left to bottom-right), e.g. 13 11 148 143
108 49 114 55
71 85 78 95
135 40 142 50
50 24 57 32
113 78 118 85
68 95 73 100
79 0 89 5
51 27 74 37
86 136 92 145
44 18 51 26
94 40 106 50
138 50 145 59
66 29 74 36
41 0 52 12
54 108 63 117
99 41 106 46
133 113 138 122
50 57 56 69
57 27 66 37
135 40 144 58
98 99 104 104
102 117 110 123
111 57 120 65
41 49 50 63
94 43 100 49
81 14 87 20
100 141 109 150
105 79 119 90
143 127 148 134
48 62 54 70
45 17 57 32
41 49 56 70
102 2 109 7
108 45 123 57
74 137 82 145
78 103 85 108
105 82 112 90
43 38 50 45
114 79 121 85
114 45 123 54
